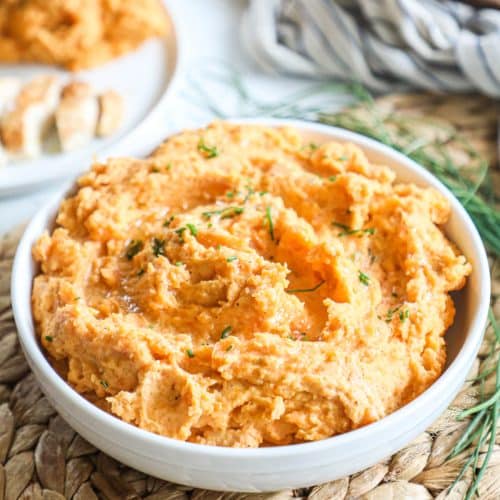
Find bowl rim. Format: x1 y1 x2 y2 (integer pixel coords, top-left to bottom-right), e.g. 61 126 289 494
11 118 491 459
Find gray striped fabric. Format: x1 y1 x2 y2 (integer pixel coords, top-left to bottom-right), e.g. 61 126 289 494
241 0 500 97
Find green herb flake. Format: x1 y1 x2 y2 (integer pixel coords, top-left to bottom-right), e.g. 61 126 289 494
125 240 144 260
137 268 145 276
333 222 375 237
197 138 219 158
45 335 53 342
163 215 175 227
220 326 232 339
385 305 402 322
226 191 235 198
399 309 410 322
221 207 244 219
358 271 370 286
226 345 233 352
265 206 275 241
74 297 80 301
175 261 183 267
339 155 348 161
259 191 268 196
152 238 166 257
100 380 109 389
186 348 195 358
308 142 319 151
203 207 244 220
175 227 186 243
244 185 255 202
151 166 160 173
287 280 325 294
226 256 238 262
186 223 198 237
166 163 172 171
328 175 337 182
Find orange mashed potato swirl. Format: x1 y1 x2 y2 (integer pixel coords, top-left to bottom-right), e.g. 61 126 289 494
32 122 471 447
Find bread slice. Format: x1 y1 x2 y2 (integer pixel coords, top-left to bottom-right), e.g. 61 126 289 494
56 81 99 152
97 90 124 137
1 75 60 158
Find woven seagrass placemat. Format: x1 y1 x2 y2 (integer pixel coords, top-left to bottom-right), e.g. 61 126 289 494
0 93 499 500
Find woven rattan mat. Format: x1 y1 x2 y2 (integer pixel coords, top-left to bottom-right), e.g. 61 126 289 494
1 93 499 500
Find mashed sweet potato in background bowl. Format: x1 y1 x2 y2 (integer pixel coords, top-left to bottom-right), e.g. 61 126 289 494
11 119 490 492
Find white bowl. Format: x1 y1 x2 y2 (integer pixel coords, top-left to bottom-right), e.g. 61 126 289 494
11 119 491 492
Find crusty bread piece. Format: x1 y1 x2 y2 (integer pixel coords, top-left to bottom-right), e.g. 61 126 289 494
56 81 99 152
97 90 124 137
0 75 59 158
0 77 21 115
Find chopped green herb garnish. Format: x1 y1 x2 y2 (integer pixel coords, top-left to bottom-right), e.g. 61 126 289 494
186 348 195 358
221 207 244 219
358 271 370 286
166 163 172 171
226 345 233 352
125 240 144 260
137 268 145 276
265 206 274 241
226 256 238 262
202 206 244 220
175 261 183 266
175 227 186 243
259 191 268 196
399 309 410 322
151 167 160 173
287 280 325 293
308 142 319 151
226 191 235 198
186 223 198 237
220 326 232 339
163 215 175 227
100 380 109 389
328 175 337 182
333 222 375 237
244 185 255 202
385 305 403 322
152 238 166 257
339 155 348 161
197 138 219 158
74 297 80 301
45 335 53 342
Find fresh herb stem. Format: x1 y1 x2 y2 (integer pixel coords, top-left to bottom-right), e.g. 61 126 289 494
220 326 232 339
332 222 375 237
358 270 370 286
265 206 274 241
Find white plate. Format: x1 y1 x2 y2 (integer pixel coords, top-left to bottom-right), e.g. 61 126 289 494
0 2 179 197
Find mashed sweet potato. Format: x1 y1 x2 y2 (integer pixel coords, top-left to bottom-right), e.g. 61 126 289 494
32 122 471 447
0 0 167 70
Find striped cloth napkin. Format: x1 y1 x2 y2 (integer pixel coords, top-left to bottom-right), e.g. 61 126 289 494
241 0 500 97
